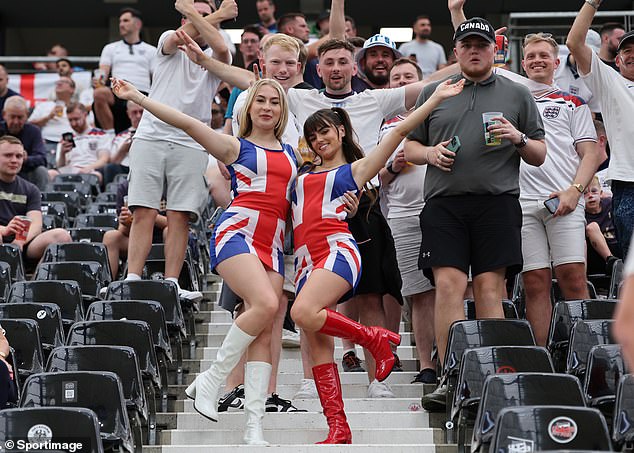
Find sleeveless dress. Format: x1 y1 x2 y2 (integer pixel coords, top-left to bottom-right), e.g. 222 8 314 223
210 138 297 276
292 163 362 295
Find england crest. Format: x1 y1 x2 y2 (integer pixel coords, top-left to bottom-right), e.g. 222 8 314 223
543 106 561 119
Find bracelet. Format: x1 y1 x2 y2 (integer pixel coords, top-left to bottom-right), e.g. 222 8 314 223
585 0 600 9
386 163 400 175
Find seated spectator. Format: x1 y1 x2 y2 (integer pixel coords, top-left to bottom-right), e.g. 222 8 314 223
0 323 17 409
585 176 622 275
0 64 20 113
49 103 112 183
28 76 76 146
101 100 143 185
1 96 49 191
48 58 93 109
0 136 71 263
103 180 167 279
33 43 68 72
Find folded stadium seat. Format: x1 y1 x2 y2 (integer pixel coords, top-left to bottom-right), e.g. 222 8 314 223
471 373 585 453
490 405 612 452
66 320 166 412
41 214 63 231
450 346 554 453
0 303 64 360
87 202 117 215
609 259 624 300
547 299 618 372
34 261 105 306
463 299 518 320
0 244 25 282
54 173 101 197
20 371 136 453
95 192 117 203
0 407 104 453
105 280 190 363
0 319 44 382
47 182 92 206
613 373 634 450
86 300 175 386
583 344 626 426
566 319 615 379
143 243 201 292
438 319 536 435
552 278 598 302
74 213 119 230
41 191 82 220
47 345 153 445
41 242 112 286
68 227 113 243
0 262 11 302
41 201 70 228
8 280 84 331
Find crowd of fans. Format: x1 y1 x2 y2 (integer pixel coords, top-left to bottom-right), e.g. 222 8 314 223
1 0 634 447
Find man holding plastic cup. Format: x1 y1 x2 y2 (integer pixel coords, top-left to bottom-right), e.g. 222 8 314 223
403 16 547 410
0 136 71 262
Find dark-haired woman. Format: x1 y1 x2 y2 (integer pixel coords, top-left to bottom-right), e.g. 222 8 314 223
290 78 464 444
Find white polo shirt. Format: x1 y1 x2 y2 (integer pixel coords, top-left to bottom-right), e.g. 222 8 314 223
99 40 157 93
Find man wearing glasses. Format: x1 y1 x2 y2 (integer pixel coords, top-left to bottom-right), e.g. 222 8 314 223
94 8 156 134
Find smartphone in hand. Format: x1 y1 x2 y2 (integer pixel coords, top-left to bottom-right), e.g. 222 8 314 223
446 136 461 156
62 132 76 148
544 196 560 214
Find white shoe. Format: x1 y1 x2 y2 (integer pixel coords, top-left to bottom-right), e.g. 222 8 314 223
243 361 271 446
179 287 203 303
368 379 395 398
281 329 300 348
293 378 318 399
99 286 108 298
187 323 255 421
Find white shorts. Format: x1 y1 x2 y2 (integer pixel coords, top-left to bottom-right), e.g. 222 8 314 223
387 215 433 296
520 198 586 272
128 138 209 220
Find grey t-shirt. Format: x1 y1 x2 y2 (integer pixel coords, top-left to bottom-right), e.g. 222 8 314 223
408 72 545 200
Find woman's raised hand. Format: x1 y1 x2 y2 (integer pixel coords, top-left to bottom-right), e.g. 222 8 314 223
110 78 142 102
431 78 465 101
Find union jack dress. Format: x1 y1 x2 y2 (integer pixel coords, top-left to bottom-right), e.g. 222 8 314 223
292 163 362 295
210 138 297 276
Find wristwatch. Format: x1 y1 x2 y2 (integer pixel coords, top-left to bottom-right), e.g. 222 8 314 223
516 133 528 149
571 183 585 193
386 163 400 175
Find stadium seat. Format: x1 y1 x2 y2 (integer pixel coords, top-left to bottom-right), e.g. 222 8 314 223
552 278 598 302
613 373 634 450
87 202 117 215
0 407 104 453
471 373 584 453
0 244 25 282
41 191 82 219
0 303 64 358
0 319 44 382
463 299 518 319
20 371 136 452
41 242 112 286
0 262 11 302
34 261 105 302
609 259 624 300
68 227 114 243
566 319 615 378
583 344 625 424
74 213 119 230
54 173 100 196
95 192 118 203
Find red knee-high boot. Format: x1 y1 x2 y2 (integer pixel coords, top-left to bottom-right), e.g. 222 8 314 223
313 362 352 444
318 308 401 382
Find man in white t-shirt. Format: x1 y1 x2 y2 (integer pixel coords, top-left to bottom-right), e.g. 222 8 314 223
102 100 143 185
567 0 634 259
94 7 156 133
125 0 236 303
398 16 448 79
28 76 76 144
518 33 605 346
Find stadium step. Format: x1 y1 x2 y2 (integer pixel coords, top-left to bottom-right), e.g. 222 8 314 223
155 276 452 451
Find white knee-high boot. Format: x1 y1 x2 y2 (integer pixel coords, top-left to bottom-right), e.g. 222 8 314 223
185 323 255 421
243 361 272 445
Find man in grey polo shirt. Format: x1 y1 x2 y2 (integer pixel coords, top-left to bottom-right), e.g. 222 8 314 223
404 17 546 410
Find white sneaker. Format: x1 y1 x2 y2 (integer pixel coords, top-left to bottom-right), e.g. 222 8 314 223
98 286 108 298
179 288 203 303
293 378 318 399
368 379 395 398
281 329 300 348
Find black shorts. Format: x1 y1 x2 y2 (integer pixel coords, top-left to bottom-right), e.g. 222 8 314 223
94 91 147 134
419 194 522 281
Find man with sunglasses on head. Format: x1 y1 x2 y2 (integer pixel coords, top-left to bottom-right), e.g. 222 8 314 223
123 0 237 304
94 7 156 134
567 0 634 260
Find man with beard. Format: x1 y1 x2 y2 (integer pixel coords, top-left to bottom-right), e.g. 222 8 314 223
356 34 402 90
277 13 310 44
404 17 546 410
399 16 448 78
598 22 625 71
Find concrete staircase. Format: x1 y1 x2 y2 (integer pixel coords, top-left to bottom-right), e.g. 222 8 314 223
147 276 454 452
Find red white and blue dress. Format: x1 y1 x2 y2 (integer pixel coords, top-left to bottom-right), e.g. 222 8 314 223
292 163 362 295
211 138 297 275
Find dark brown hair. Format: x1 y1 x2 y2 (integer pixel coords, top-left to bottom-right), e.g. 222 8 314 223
318 39 355 58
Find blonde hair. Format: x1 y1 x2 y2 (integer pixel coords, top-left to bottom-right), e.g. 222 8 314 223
262 33 301 59
237 79 288 142
523 32 559 57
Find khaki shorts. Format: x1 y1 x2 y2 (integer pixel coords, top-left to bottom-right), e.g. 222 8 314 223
128 138 209 220
520 198 586 272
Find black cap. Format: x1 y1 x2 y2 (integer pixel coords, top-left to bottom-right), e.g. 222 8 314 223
617 30 634 52
453 17 495 43
316 9 331 30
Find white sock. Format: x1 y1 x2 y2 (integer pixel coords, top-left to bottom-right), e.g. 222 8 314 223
126 273 141 281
